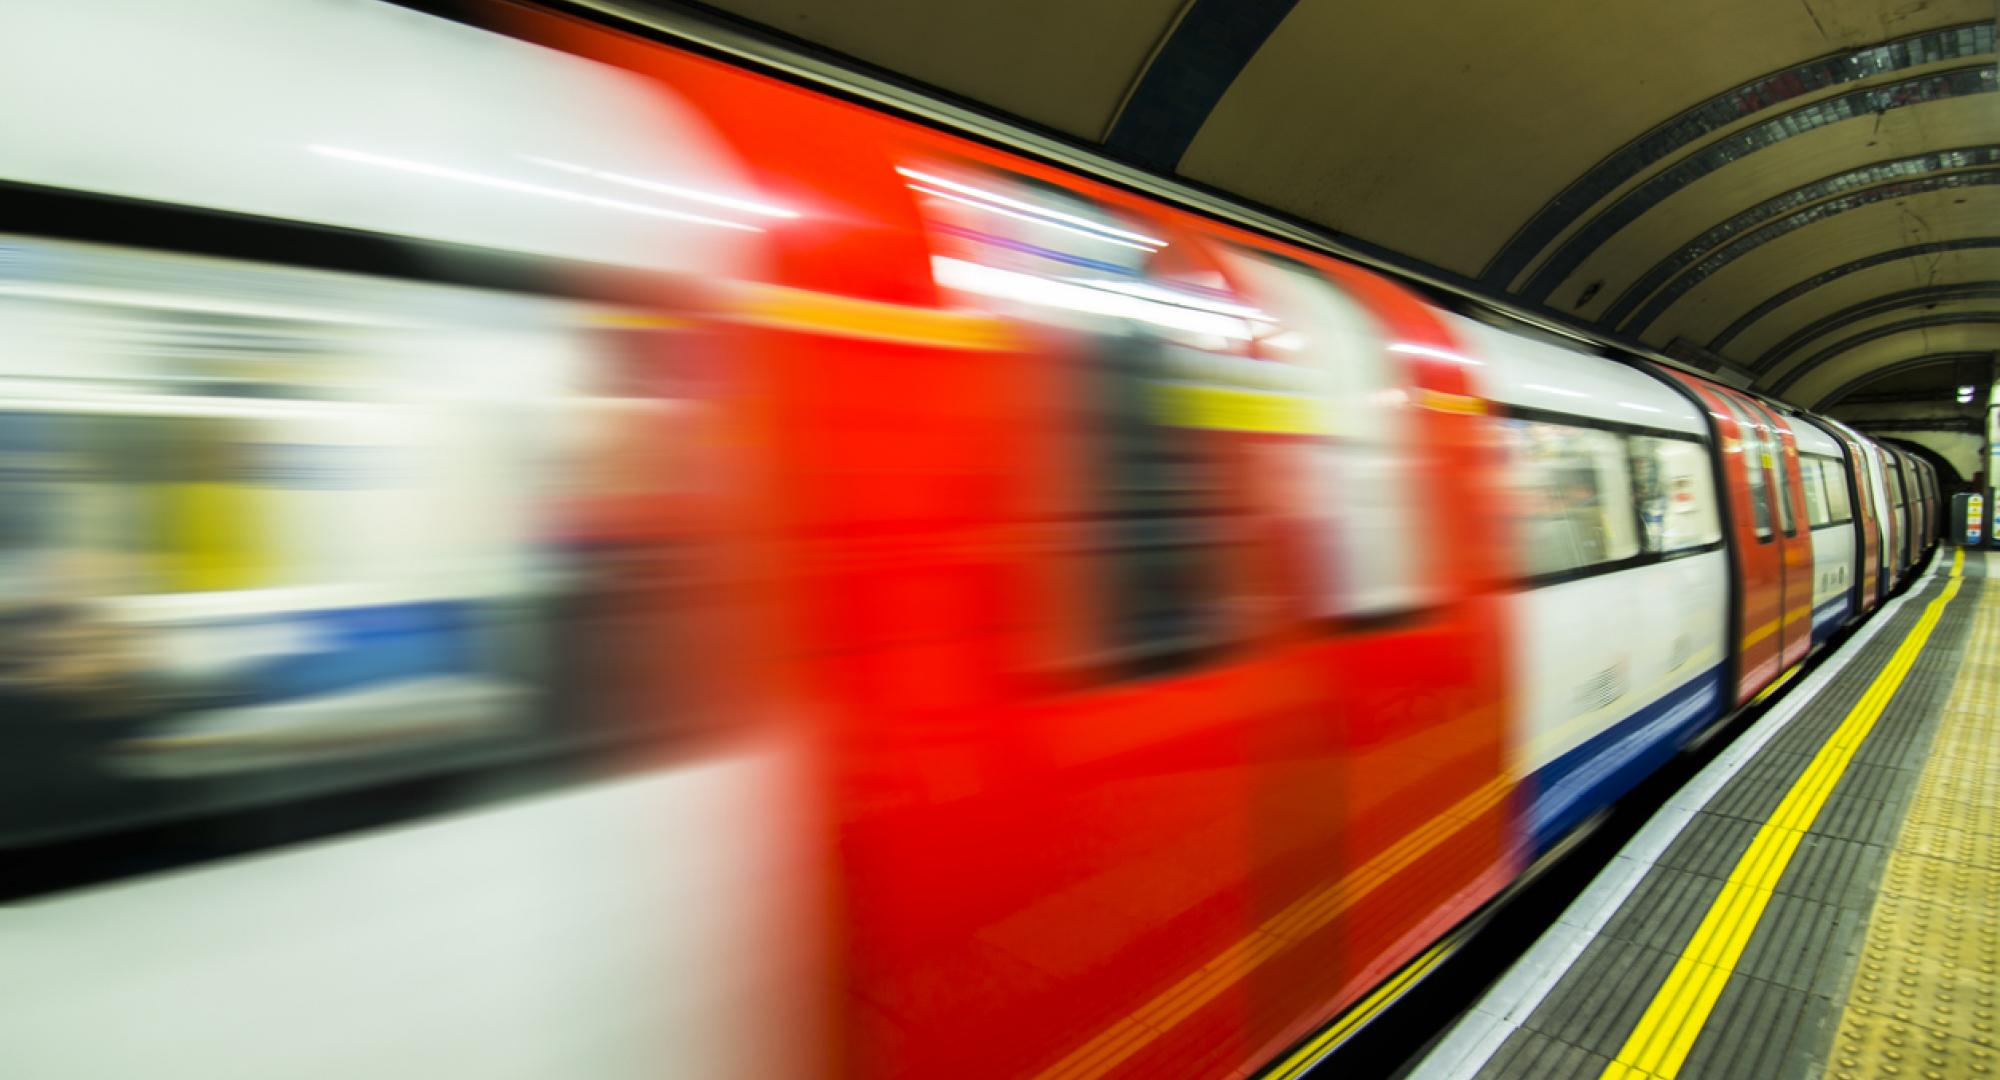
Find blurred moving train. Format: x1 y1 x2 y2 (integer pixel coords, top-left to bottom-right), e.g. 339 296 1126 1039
0 0 1941 1077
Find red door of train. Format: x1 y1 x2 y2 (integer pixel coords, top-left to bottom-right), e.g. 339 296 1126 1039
1657 372 1781 702
1821 422 1882 613
1739 396 1813 675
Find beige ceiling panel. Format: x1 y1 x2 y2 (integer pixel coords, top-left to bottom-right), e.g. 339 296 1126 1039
1797 0 1996 42
1553 93 2000 321
701 0 1189 139
1855 362 1968 395
1762 296 2000 374
1726 250 2000 360
1178 0 1990 277
1782 322 2000 405
1636 184 2000 349
1177 0 1841 276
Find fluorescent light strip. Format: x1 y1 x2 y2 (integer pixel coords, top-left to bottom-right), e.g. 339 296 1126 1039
0 282 406 328
524 156 797 219
0 388 401 420
1618 401 1666 413
1387 342 1483 365
1523 382 1589 398
931 257 1252 340
907 184 1158 253
1076 278 1274 322
897 167 1167 249
311 146 763 233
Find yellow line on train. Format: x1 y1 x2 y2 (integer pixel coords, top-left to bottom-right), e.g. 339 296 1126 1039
1599 547 1965 1079
1035 775 1513 1080
1260 939 1456 1080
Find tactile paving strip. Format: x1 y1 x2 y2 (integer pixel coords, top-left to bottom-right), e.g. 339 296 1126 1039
1824 562 2000 1080
1438 554 1986 1080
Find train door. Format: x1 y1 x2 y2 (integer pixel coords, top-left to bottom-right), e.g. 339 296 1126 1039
1886 453 1912 572
1656 371 1781 703
1922 463 1937 548
1221 245 1514 1066
1740 398 1813 673
823 160 1322 1078
1862 442 1899 600
1825 424 1881 614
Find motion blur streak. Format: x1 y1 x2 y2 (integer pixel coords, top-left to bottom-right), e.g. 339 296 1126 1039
0 1 1941 1079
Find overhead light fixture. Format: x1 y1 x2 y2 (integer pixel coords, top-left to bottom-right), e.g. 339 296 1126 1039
1957 384 1976 403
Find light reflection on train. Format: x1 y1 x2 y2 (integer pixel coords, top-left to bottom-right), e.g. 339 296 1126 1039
0 1 1941 1078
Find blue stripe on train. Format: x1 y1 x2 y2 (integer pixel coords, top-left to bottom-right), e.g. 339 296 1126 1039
1811 593 1852 645
1523 665 1725 853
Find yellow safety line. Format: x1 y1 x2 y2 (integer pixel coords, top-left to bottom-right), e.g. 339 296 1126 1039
1600 547 1965 1079
1034 774 1514 1080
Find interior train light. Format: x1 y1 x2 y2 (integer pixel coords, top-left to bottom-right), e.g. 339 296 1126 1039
1077 278 1273 322
524 156 798 219
905 183 1159 252
895 167 1168 250
1385 342 1482 365
310 146 765 232
1957 384 1976 403
930 257 1253 340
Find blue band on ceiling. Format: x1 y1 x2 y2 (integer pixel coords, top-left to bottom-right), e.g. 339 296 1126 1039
1770 312 2000 394
1104 0 1302 173
1757 282 2000 370
1708 238 2000 351
1605 145 2000 332
1818 351 1993 407
1482 22 1996 290
1626 168 2000 339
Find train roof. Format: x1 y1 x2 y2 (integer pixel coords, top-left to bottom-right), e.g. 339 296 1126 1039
1442 312 1707 438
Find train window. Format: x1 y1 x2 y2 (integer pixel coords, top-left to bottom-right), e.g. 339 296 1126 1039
1808 454 1848 524
1083 334 1238 672
0 237 702 851
1760 422 1797 537
1798 455 1831 526
1629 435 1721 553
905 161 1250 672
1774 454 1797 534
1218 247 1426 618
1503 419 1640 578
1822 458 1852 523
1719 400 1774 541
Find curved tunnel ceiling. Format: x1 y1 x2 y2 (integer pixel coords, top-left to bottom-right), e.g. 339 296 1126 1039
688 0 2000 403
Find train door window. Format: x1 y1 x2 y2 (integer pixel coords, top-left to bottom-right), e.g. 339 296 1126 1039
1798 455 1831 526
1628 434 1720 553
1758 418 1797 537
1217 246 1425 617
1084 334 1238 671
1503 419 1640 578
1718 398 1773 540
1822 457 1852 523
904 161 1250 674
